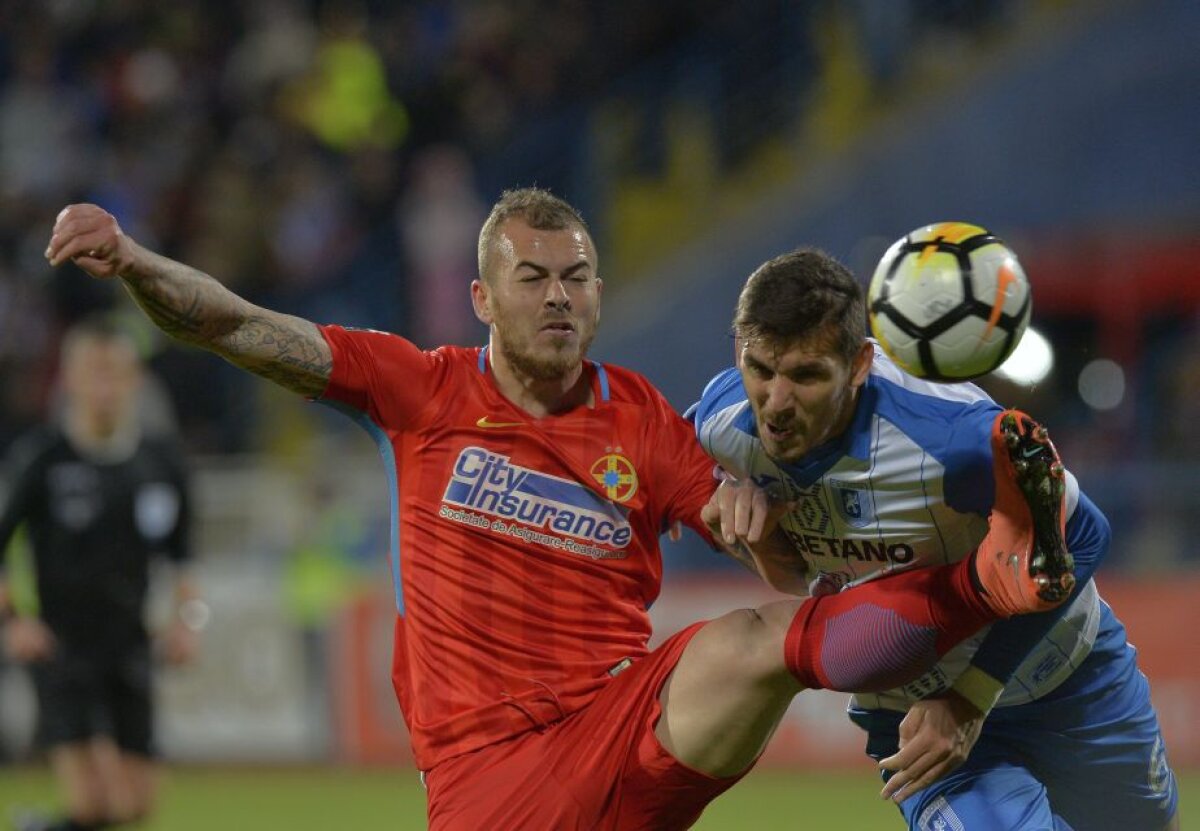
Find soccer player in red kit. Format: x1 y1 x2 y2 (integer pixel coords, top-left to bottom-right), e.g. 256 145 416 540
46 190 1070 830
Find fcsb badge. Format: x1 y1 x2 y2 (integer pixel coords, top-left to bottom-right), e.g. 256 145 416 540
590 452 638 503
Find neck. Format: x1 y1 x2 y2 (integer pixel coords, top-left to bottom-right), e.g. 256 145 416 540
828 384 864 446
486 345 593 418
64 409 139 459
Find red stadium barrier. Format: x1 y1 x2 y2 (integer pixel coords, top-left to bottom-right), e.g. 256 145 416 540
330 596 415 765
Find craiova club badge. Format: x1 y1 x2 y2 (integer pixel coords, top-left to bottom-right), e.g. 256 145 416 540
590 451 638 503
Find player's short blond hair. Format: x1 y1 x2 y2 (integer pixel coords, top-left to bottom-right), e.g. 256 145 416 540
477 187 592 282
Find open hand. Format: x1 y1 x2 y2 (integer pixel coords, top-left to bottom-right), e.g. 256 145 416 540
879 691 985 802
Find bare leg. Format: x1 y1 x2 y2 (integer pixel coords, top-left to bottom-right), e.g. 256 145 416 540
121 752 158 822
49 743 107 825
89 736 156 823
656 600 804 777
656 554 1004 777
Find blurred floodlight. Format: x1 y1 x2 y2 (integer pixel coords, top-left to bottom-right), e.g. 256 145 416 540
992 326 1053 385
1077 359 1126 411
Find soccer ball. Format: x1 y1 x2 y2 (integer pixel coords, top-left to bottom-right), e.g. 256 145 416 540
867 222 1031 382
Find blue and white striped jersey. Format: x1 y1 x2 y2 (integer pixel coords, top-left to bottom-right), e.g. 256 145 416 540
690 343 1108 712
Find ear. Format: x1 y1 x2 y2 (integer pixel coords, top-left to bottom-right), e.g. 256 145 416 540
850 340 874 388
733 336 744 368
471 279 492 325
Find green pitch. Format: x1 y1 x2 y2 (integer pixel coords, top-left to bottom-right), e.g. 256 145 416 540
1 765 1193 828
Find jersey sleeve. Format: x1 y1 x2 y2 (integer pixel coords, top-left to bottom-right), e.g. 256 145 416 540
318 325 443 430
686 366 760 479
649 389 719 547
685 367 743 434
940 399 1005 517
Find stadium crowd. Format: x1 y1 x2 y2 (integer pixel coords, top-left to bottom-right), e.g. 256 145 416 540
0 0 1029 456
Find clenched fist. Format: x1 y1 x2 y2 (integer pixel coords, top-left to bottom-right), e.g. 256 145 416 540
45 204 139 279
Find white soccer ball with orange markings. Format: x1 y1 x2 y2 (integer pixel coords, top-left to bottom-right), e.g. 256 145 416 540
867 222 1032 382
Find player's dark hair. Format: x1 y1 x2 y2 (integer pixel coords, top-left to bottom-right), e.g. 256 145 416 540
733 248 866 365
477 187 592 280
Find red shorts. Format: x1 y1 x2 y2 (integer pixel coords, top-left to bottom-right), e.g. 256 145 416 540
424 622 749 830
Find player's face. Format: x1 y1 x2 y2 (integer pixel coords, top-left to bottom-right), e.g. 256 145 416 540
738 333 872 463
473 218 602 381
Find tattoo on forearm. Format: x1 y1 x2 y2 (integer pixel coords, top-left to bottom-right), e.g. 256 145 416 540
132 285 210 339
122 254 331 397
123 255 242 340
225 315 332 396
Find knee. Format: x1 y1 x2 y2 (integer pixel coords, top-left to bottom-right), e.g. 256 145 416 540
706 603 799 689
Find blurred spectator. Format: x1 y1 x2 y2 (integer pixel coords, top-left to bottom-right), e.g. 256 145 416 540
398 145 486 347
0 0 1115 468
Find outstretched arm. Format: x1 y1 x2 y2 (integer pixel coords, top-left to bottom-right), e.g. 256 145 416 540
46 204 331 397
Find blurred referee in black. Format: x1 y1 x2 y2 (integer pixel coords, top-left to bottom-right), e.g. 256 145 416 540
0 316 200 831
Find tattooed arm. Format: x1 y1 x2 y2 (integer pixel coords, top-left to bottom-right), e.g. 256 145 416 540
46 204 331 397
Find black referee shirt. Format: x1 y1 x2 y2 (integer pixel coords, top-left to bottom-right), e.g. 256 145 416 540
0 426 190 647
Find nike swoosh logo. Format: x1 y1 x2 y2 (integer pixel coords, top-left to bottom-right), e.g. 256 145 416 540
476 416 524 429
1021 445 1043 459
1008 552 1023 582
982 261 1018 341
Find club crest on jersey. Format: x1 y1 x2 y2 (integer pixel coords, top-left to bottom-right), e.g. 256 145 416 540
589 451 638 503
1150 734 1173 797
918 798 964 831
830 479 875 528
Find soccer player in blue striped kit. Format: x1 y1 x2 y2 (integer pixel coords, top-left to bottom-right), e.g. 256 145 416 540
688 248 1180 830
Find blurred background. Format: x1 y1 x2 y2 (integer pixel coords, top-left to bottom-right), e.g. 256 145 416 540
1 0 1197 827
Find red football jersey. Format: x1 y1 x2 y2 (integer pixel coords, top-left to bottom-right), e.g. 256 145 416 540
318 325 718 770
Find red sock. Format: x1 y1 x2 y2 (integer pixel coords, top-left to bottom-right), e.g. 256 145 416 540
784 556 996 692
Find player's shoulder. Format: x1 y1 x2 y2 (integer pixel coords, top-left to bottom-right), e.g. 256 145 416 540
340 328 490 394
685 366 749 430
431 344 485 372
594 361 671 407
326 325 474 364
322 323 403 346
868 344 1000 435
